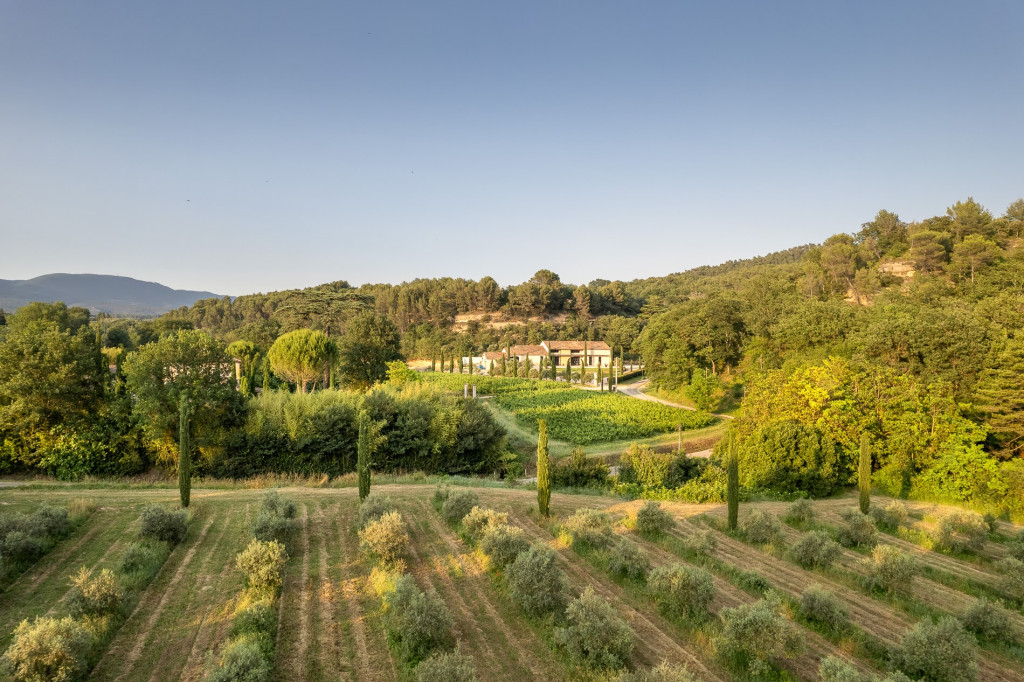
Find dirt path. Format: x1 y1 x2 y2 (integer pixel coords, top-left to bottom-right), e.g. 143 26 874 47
275 502 313 679
620 379 734 420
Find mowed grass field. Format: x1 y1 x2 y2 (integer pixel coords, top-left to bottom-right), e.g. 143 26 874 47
1 484 1022 681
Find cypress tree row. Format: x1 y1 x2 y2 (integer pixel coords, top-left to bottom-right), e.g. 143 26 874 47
726 434 739 531
178 397 192 508
357 410 371 501
859 433 871 514
537 419 551 517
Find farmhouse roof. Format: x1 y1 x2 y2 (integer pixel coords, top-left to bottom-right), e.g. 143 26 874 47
508 344 548 356
482 351 504 360
543 340 611 351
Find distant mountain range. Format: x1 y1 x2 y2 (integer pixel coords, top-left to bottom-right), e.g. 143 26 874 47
0 274 222 317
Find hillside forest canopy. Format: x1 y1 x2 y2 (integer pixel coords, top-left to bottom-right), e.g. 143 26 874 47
1 196 1023 515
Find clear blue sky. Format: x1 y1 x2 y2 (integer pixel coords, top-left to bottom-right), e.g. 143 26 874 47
2 1 1022 295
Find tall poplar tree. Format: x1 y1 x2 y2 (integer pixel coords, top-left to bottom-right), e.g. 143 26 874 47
537 419 551 517
859 433 871 514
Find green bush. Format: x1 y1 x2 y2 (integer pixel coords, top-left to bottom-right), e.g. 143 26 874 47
614 663 697 681
818 656 912 682
836 508 878 549
561 508 615 548
358 494 396 530
34 506 71 538
0 616 92 682
1007 530 1024 561
249 510 295 544
67 567 123 618
479 523 529 569
554 587 635 670
681 528 718 556
607 538 650 580
431 484 450 510
634 501 674 537
139 505 188 545
461 506 508 543
782 498 815 525
258 490 297 519
507 545 571 617
981 513 998 534
440 490 480 526
798 585 849 632
891 617 977 682
869 501 908 532
735 421 849 497
414 645 478 682
553 447 610 488
960 598 1014 644
994 557 1024 600
932 511 988 554
209 635 271 682
790 531 841 569
739 509 781 544
862 545 917 594
384 575 454 664
648 564 715 620
236 539 288 594
716 596 803 677
359 511 409 566
1 531 45 564
230 598 277 658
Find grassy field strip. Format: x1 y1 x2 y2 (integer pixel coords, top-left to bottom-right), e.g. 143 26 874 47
317 501 356 680
274 501 313 679
310 501 339 680
175 502 252 682
0 509 124 650
90 510 220 682
333 495 398 681
410 496 572 679
686 519 1024 682
400 501 512 676
505 506 727 680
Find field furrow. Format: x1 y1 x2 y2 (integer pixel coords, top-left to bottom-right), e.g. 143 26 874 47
275 501 314 680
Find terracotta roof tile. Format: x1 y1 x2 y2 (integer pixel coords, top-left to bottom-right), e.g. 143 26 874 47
543 340 611 351
508 344 548 356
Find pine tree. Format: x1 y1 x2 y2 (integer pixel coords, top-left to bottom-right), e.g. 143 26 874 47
537 419 551 517
357 410 371 501
726 434 739 531
178 397 192 508
859 433 872 515
976 336 1024 458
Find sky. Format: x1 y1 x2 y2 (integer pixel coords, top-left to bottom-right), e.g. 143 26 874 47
1 1 1023 296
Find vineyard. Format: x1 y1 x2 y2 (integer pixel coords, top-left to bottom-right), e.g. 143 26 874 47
424 374 716 444
2 483 1022 681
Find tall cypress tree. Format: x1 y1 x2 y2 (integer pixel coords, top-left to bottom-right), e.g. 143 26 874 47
498 355 506 376
564 358 571 383
357 410 371 501
859 433 872 514
537 419 551 517
489 360 494 376
262 356 272 394
178 396 192 508
550 355 558 380
431 354 436 372
597 363 603 390
726 434 739 531
449 357 454 373
440 350 445 373
512 355 518 377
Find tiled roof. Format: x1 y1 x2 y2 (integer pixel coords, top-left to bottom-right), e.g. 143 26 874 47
508 344 548 356
544 340 611 351
482 351 504 360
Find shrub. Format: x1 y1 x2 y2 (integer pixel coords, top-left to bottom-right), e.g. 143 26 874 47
479 523 529 569
431 485 450 510
461 506 509 543
507 545 571 617
607 538 650 580
440 490 479 526
139 505 188 545
250 510 295 543
739 509 781 544
869 501 908 532
932 511 988 554
818 657 912 682
359 511 409 566
891 617 977 682
648 564 715 619
414 645 478 682
553 447 610 488
358 494 396 530
960 598 1013 644
231 598 276 652
614 663 697 682
561 508 615 548
836 508 878 549
1007 530 1024 561
716 596 803 677
236 539 288 594
782 498 815 525
259 490 297 519
735 421 848 497
0 616 92 682
67 567 123 618
209 635 271 682
554 587 635 670
862 545 917 594
34 505 71 538
995 557 1024 600
1 531 45 564
790 531 841 569
798 585 849 632
116 541 161 575
634 501 674 537
681 528 717 556
737 570 771 593
384 575 454 664
982 512 998 534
